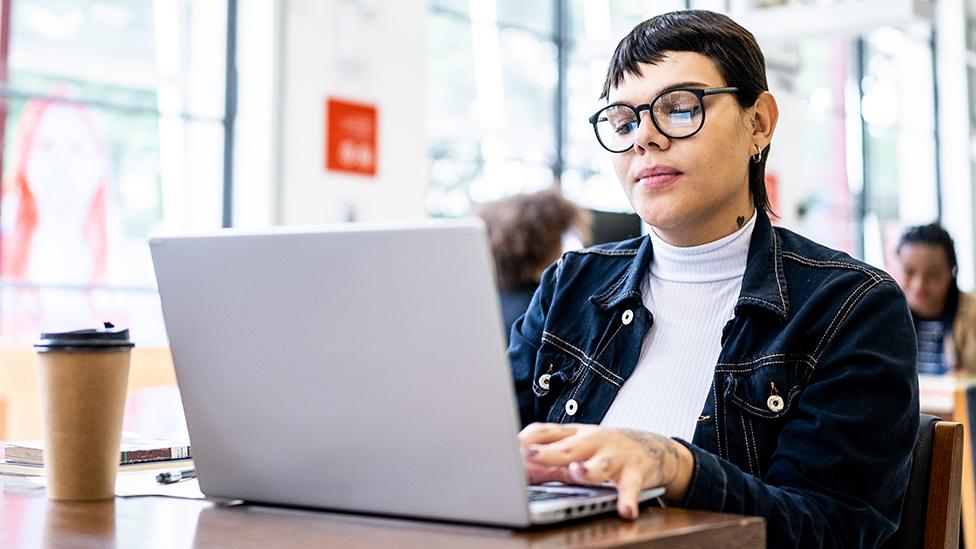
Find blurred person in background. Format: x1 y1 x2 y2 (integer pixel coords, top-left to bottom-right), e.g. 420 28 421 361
896 223 976 375
477 189 590 343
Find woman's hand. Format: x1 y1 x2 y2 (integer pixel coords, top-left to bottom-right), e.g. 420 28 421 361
518 422 693 519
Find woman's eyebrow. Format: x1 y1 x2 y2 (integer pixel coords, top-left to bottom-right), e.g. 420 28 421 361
611 81 714 105
656 81 711 94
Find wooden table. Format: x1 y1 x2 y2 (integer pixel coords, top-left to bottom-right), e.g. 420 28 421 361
0 475 765 548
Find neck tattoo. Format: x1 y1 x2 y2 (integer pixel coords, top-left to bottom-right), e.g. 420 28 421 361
736 216 745 228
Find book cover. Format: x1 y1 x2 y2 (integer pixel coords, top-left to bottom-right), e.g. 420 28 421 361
2 432 191 466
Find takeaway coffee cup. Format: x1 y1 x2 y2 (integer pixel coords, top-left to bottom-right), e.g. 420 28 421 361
34 322 134 500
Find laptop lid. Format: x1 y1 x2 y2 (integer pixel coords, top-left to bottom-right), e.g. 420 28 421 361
150 219 533 526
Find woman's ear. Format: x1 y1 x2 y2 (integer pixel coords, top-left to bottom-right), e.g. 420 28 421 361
751 91 779 149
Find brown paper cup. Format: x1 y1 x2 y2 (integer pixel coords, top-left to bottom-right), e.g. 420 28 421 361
36 348 131 500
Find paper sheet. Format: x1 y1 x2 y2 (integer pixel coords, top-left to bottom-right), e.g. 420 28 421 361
113 470 205 498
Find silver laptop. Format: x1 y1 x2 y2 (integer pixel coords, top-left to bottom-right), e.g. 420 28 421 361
149 219 663 527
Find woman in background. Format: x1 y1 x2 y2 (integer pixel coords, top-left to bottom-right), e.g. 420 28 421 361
896 222 976 374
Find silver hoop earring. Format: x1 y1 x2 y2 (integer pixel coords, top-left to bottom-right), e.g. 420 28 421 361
752 144 763 164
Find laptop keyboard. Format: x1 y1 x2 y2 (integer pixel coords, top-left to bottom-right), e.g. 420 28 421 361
527 488 592 502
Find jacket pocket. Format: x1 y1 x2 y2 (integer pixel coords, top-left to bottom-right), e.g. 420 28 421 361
726 363 808 419
532 348 584 398
721 358 814 476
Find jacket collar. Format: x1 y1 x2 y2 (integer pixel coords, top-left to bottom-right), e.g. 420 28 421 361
735 208 790 321
590 208 790 322
589 234 653 310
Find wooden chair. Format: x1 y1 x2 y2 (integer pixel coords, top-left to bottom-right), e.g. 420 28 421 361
956 384 976 549
882 414 963 549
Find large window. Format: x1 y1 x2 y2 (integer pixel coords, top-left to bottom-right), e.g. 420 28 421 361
771 38 862 255
426 0 940 270
427 0 558 217
766 26 938 265
860 25 938 267
0 0 230 344
426 0 682 216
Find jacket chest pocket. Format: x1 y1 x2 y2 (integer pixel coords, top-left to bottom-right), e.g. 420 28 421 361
532 348 584 408
533 349 584 395
721 358 813 477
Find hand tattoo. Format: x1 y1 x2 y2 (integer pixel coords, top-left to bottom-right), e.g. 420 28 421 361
619 429 679 487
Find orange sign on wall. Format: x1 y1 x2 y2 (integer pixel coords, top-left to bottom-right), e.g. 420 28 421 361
325 98 378 176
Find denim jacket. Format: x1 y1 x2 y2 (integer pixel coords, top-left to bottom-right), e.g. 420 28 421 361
508 209 919 548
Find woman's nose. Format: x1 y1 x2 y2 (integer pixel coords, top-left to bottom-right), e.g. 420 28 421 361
632 111 670 153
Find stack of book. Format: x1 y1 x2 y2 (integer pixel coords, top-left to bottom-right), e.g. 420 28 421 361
1 432 192 476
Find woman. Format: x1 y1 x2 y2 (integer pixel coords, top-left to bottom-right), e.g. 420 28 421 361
896 223 976 374
509 10 917 548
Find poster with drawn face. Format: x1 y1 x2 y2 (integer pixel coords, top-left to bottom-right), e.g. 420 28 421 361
25 102 108 283
0 95 112 333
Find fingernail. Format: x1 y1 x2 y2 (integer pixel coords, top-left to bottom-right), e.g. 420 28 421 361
526 447 539 457
625 505 637 520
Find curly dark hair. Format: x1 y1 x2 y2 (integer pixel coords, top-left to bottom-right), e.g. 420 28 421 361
897 223 958 271
476 190 590 291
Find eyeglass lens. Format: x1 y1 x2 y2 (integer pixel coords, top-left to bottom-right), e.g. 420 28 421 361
594 90 704 152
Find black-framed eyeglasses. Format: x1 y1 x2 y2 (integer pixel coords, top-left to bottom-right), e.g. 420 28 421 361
587 87 739 153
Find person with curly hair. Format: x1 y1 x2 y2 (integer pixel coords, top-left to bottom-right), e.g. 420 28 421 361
477 190 590 342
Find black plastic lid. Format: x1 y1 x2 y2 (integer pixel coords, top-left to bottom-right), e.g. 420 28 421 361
34 322 135 350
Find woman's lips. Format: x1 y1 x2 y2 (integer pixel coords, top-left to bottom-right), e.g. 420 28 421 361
635 166 682 189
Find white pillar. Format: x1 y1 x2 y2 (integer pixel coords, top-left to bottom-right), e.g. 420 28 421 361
935 0 975 290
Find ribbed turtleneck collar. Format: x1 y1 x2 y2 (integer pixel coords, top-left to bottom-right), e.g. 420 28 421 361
648 210 756 283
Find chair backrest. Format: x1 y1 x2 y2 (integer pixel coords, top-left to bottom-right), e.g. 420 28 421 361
960 384 976 549
882 414 963 549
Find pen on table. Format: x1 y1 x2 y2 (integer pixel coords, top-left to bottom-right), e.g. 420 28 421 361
156 468 196 485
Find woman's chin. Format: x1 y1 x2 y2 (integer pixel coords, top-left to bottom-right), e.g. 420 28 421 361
630 201 687 231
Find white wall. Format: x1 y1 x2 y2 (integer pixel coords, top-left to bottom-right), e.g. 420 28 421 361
276 0 428 225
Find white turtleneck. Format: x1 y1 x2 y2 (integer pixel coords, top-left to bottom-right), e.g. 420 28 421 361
600 211 756 441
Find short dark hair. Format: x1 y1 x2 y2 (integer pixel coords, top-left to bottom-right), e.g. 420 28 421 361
897 223 958 271
476 190 590 290
601 10 772 215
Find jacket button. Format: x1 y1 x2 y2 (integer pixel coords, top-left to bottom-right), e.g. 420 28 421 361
565 399 579 416
621 309 634 325
767 395 785 413
538 374 551 390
